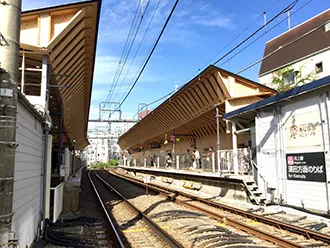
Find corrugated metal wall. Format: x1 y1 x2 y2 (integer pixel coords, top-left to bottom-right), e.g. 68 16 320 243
12 102 44 247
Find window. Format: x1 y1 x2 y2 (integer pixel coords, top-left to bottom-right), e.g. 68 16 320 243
324 22 330 32
315 62 323 73
284 70 296 85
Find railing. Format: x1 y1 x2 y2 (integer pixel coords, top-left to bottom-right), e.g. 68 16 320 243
123 148 252 174
219 148 251 174
50 182 64 223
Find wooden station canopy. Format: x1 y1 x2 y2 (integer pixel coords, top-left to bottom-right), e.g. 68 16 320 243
19 0 101 149
118 65 277 150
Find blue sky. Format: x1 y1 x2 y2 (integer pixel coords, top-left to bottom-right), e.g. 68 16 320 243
23 0 330 130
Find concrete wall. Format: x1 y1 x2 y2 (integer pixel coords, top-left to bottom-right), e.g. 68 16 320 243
12 102 44 247
259 49 330 87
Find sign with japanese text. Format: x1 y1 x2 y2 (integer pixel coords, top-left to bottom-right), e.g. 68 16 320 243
286 152 326 182
285 111 321 149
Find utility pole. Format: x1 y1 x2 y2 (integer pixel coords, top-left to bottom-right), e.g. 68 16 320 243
0 0 22 247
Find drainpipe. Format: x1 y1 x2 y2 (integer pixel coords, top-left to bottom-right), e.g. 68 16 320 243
0 0 22 246
41 121 51 229
58 102 63 173
276 106 287 202
318 93 330 213
267 108 283 202
215 105 222 174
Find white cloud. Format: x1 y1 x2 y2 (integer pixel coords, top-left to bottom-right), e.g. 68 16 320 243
191 15 234 28
98 0 235 47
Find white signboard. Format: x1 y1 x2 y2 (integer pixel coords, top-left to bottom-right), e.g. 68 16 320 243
0 88 13 97
285 111 322 149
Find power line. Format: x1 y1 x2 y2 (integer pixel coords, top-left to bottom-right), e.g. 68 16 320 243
132 86 182 119
103 0 142 108
178 0 284 92
237 4 323 75
115 0 180 111
106 0 151 112
131 0 312 122
112 0 162 107
212 0 298 66
219 0 312 69
199 0 282 70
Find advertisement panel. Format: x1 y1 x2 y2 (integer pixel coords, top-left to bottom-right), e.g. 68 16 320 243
285 111 322 149
286 152 326 182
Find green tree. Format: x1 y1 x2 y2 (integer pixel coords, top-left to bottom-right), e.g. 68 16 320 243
271 65 316 92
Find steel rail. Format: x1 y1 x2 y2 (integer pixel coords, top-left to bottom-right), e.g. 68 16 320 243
94 171 184 248
88 171 125 248
110 170 330 247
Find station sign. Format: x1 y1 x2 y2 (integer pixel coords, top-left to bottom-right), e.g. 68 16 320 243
285 111 322 149
286 152 326 182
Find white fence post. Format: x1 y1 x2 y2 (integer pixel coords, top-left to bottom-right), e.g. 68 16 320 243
212 152 215 173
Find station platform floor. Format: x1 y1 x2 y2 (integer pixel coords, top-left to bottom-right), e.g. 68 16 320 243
118 165 253 181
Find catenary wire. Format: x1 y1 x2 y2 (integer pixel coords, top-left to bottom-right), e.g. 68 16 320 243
212 0 298 66
131 0 312 121
105 0 151 113
103 0 143 111
111 0 162 108
132 86 183 119
236 3 323 75
105 0 287 117
219 0 311 69
198 0 281 71
178 0 286 95
114 0 180 112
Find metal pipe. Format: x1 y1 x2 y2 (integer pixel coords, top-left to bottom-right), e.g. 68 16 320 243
318 93 330 213
0 0 22 246
215 106 222 174
41 123 51 227
268 108 283 202
58 102 63 173
21 50 25 93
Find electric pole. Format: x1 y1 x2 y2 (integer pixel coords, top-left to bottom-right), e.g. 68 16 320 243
0 0 22 246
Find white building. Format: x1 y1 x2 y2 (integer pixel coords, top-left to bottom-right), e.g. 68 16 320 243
259 9 330 88
87 130 110 164
224 75 330 213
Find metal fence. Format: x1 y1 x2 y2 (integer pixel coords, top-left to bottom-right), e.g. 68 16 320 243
218 148 251 174
124 148 251 174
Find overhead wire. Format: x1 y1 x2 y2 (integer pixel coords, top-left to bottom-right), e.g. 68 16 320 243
105 0 151 113
212 0 298 66
114 0 180 112
103 0 142 110
178 0 284 93
130 0 312 121
219 0 311 69
111 0 162 108
235 0 314 74
132 86 183 119
199 0 282 70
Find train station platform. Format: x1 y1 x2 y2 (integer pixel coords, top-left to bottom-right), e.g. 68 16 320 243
118 165 263 204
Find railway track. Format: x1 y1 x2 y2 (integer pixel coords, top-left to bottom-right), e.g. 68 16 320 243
88 170 182 247
96 170 276 247
108 169 330 248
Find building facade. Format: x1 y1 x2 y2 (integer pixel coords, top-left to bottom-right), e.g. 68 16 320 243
0 2 100 247
224 75 330 213
259 9 330 89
